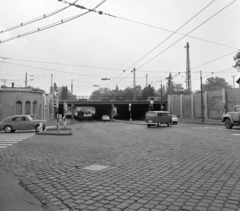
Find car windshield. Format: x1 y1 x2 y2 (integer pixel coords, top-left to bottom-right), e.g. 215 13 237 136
27 116 33 121
146 113 155 117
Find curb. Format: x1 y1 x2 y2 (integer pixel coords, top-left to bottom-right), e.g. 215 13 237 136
112 119 145 125
36 130 72 136
112 119 223 126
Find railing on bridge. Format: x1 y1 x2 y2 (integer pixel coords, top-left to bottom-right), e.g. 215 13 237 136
61 96 167 101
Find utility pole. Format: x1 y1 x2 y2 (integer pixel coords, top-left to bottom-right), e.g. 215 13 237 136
25 72 27 87
71 79 73 94
200 71 204 123
132 67 136 100
185 42 192 94
160 79 163 111
165 73 173 94
51 74 53 94
145 74 148 87
232 75 236 88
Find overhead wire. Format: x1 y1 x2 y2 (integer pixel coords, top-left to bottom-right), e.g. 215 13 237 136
60 0 238 50
135 0 236 71
0 1 78 34
191 50 238 71
116 17 238 51
2 61 104 79
158 49 185 80
0 56 122 71
125 0 216 72
0 0 107 44
108 1 237 89
174 67 235 83
107 1 216 88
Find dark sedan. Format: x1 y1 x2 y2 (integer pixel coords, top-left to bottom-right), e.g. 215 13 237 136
0 115 47 133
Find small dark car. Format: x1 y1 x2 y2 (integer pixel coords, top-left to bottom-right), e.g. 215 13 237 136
0 115 47 133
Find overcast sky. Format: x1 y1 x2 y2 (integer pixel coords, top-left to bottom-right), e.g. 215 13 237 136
0 0 239 96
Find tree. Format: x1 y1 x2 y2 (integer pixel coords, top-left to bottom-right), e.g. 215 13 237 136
142 85 155 100
203 77 231 91
233 51 240 70
60 86 68 100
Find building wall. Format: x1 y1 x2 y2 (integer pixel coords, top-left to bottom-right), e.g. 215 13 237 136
208 90 223 119
0 88 47 121
193 93 202 118
182 95 191 118
168 88 240 120
226 88 240 111
172 95 180 116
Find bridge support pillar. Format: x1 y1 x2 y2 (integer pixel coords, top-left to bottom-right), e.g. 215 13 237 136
71 101 74 121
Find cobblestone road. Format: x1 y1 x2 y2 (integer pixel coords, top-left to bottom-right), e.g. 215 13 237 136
1 122 240 211
0 131 35 149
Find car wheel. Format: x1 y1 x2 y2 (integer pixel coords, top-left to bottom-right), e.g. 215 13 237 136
11 130 16 132
4 125 12 133
224 118 233 129
35 125 41 132
147 124 151 128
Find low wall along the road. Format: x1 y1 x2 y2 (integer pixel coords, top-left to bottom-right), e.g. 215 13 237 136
168 88 240 120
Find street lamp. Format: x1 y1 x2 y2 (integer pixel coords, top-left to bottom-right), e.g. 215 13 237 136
101 78 110 80
93 85 100 87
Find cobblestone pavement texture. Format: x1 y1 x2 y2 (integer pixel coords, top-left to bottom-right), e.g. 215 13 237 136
1 121 240 211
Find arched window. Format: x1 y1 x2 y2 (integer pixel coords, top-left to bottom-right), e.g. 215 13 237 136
33 101 37 114
25 101 31 115
16 101 22 115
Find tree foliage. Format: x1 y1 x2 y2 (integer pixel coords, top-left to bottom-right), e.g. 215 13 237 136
142 85 155 100
60 86 68 100
233 51 240 69
203 77 231 91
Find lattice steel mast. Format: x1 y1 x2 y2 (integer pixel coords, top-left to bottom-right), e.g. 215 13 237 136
185 42 192 93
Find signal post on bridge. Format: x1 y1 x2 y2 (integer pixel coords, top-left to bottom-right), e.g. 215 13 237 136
53 83 59 131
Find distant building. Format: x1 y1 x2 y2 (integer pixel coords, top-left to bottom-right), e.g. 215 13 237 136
0 86 53 121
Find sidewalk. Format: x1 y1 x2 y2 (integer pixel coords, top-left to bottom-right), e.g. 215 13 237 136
0 118 71 211
112 117 223 126
179 117 222 125
0 169 44 211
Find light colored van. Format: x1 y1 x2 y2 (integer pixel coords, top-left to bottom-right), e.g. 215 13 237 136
145 111 172 127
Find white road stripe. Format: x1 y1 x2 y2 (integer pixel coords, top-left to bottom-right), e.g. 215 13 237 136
232 134 240 136
0 133 35 150
0 144 13 146
0 141 19 143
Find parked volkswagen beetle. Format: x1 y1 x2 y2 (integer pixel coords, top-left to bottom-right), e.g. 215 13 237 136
0 115 47 133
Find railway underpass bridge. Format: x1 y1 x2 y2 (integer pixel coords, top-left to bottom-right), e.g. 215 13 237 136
58 97 168 120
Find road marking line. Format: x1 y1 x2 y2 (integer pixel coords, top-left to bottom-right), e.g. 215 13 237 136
204 127 227 131
232 134 240 136
0 143 13 145
0 133 35 150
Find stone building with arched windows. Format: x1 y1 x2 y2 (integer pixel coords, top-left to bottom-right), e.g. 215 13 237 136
0 87 53 121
